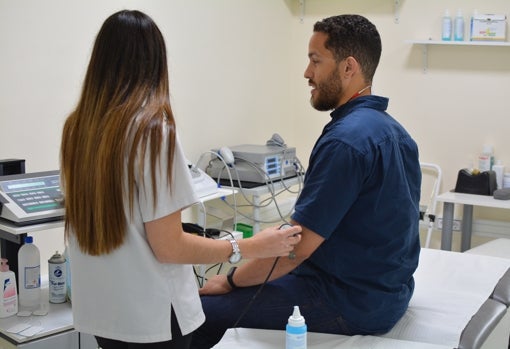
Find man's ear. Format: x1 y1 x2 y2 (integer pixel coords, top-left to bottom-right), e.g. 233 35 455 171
343 56 360 78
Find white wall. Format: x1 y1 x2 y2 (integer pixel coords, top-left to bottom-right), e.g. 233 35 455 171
0 0 295 168
1 0 510 269
0 0 294 274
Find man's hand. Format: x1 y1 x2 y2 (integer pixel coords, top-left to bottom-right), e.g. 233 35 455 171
199 274 232 295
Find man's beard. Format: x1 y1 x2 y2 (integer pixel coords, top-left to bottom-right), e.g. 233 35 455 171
310 66 342 111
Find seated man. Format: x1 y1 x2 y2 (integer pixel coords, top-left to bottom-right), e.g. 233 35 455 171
190 14 421 349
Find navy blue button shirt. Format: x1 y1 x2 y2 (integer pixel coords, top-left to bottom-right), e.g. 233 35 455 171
291 95 421 334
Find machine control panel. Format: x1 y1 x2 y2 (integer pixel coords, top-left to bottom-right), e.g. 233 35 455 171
0 170 64 225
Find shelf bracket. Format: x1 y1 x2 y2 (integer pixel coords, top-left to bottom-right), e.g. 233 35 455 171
421 44 428 74
394 0 401 24
299 0 305 24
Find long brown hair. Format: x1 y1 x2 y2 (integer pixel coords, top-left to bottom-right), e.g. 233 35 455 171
60 10 175 255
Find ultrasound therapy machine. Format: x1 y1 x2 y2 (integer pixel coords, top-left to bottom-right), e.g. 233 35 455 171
0 166 64 288
201 134 305 234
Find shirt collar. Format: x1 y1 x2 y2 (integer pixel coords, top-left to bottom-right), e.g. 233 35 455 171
329 95 389 121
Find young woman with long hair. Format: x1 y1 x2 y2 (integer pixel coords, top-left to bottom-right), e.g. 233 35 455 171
60 10 301 349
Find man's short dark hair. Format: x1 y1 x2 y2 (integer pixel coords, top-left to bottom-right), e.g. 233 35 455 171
313 15 382 82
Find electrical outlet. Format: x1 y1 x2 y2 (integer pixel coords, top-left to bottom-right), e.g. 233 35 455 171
436 218 462 231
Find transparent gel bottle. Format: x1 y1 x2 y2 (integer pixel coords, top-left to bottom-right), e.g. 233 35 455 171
286 305 307 349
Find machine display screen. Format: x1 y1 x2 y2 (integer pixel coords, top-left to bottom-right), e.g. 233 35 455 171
264 156 282 178
0 174 62 214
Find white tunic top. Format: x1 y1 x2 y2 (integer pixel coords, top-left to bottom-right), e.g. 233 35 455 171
69 130 203 343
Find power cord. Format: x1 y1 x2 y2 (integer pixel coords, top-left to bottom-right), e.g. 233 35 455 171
209 156 305 224
194 151 239 228
232 256 280 328
231 223 292 327
189 227 237 287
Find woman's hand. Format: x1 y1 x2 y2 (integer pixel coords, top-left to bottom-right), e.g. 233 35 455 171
238 224 302 260
199 225 304 295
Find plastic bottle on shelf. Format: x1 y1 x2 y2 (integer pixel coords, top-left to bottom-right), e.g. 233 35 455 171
0 259 18 318
470 9 479 41
454 9 465 41
478 145 494 172
286 305 307 349
503 173 510 189
442 9 452 41
493 161 505 189
17 236 41 310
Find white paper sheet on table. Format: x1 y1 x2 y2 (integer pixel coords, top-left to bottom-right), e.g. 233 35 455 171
213 248 510 349
382 248 510 347
213 328 452 349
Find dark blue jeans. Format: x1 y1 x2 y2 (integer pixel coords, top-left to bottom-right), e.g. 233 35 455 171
190 273 353 349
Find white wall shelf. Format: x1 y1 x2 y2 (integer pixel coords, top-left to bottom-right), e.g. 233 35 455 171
294 0 403 24
406 40 510 73
407 39 510 47
394 0 402 24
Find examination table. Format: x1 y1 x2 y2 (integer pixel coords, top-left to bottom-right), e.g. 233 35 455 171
213 248 510 349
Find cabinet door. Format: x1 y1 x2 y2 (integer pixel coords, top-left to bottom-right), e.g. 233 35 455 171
80 332 99 349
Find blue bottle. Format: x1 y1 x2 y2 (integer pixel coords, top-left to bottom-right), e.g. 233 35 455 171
286 305 307 349
442 9 452 41
454 10 465 41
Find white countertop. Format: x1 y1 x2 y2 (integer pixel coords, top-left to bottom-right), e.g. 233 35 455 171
436 191 510 209
0 287 73 344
